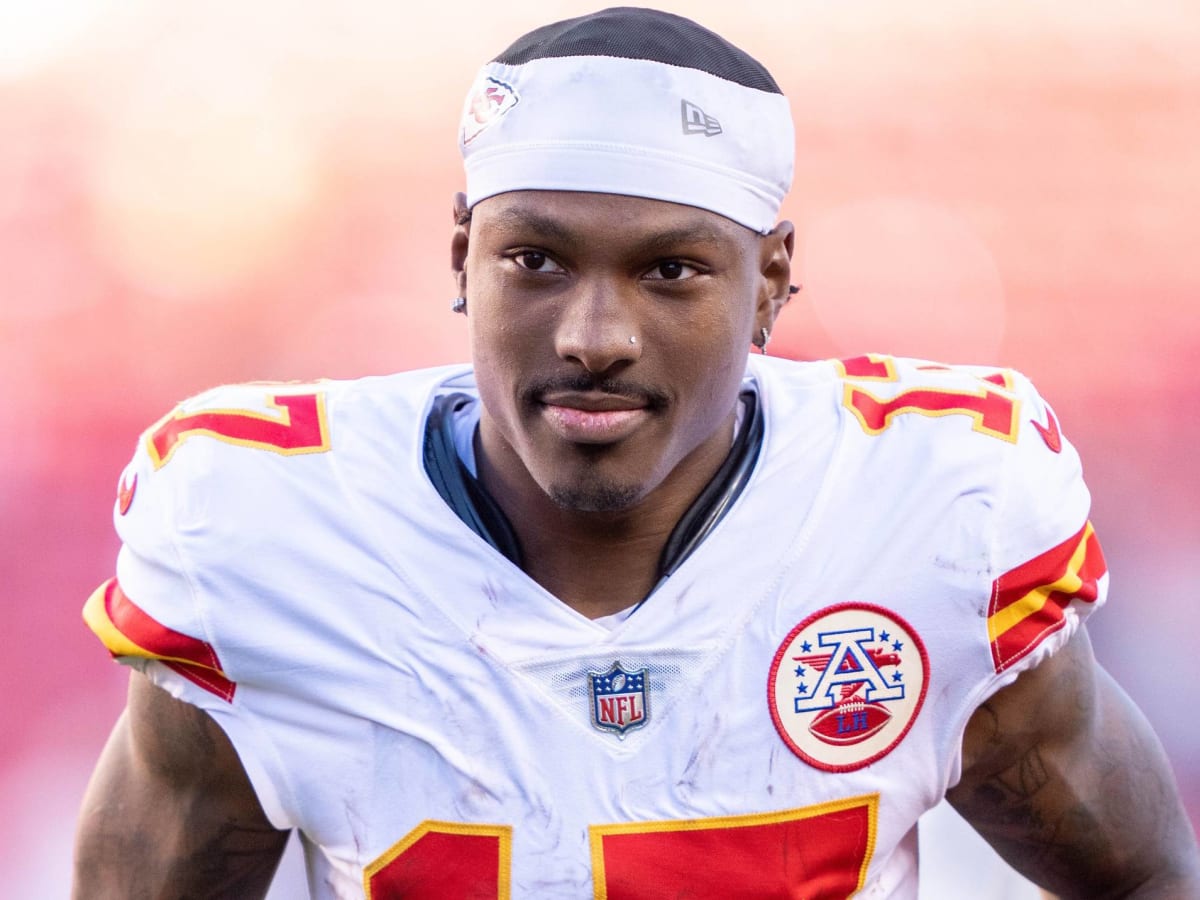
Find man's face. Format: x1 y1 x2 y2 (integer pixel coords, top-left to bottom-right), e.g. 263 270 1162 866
460 190 783 514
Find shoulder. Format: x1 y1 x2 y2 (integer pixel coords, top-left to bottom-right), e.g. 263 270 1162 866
125 365 474 504
89 365 480 704
753 351 1105 616
751 352 1075 472
107 365 477 628
831 356 1107 674
823 353 1095 558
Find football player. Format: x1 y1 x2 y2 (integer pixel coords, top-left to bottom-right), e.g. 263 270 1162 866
74 8 1199 898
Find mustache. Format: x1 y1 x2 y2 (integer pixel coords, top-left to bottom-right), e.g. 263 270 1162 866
523 373 669 410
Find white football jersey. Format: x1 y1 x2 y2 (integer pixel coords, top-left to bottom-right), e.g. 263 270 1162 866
85 354 1107 899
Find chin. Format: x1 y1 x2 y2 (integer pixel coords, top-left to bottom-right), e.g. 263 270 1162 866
546 475 645 513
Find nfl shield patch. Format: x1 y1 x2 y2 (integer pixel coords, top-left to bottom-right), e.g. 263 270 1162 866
588 663 649 738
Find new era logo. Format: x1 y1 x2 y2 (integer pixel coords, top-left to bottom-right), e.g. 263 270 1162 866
681 99 722 137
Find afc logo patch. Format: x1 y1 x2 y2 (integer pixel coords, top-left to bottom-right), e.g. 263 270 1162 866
768 603 929 772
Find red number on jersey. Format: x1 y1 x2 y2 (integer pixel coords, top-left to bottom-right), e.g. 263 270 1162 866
146 392 330 468
590 796 876 899
365 796 877 899
836 353 896 380
365 821 512 899
838 356 1020 443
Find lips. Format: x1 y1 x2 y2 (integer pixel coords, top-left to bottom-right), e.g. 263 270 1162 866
539 391 651 444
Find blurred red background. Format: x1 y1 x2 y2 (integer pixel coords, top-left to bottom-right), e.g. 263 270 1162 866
2 1 1196 893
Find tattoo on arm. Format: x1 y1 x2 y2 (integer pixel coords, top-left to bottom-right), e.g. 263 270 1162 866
951 632 1199 898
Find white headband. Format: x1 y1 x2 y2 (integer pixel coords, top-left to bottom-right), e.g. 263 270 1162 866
459 54 794 234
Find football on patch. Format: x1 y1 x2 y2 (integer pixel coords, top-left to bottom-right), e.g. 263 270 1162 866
809 700 892 746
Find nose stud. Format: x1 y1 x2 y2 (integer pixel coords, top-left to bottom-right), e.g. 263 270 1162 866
629 336 637 345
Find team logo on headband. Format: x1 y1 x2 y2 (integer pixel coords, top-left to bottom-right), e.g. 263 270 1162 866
462 76 519 145
768 603 928 772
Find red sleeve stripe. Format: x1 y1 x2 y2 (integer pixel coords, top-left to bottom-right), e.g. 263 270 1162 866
988 521 1106 672
83 578 236 702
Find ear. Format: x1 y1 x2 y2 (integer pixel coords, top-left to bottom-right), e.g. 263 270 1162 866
755 220 796 336
451 191 471 298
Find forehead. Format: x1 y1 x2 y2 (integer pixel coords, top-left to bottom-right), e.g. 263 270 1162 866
471 190 757 250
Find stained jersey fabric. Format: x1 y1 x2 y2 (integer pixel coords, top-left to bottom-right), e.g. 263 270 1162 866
84 354 1105 899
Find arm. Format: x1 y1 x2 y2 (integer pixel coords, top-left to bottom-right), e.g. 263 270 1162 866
948 627 1200 898
73 671 290 899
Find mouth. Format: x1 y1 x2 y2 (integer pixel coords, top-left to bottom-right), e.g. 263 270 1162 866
537 390 654 444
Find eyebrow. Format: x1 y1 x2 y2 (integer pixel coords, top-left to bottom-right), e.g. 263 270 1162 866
638 224 729 255
486 206 734 253
486 207 577 244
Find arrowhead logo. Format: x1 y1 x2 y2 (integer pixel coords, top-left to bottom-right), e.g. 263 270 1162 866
462 76 519 145
1031 407 1062 453
118 472 137 515
681 99 722 137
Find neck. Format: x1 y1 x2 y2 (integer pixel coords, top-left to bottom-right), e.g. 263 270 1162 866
475 418 736 619
509 506 675 618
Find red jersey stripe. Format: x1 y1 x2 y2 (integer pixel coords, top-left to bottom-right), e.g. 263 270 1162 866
988 522 1106 672
1075 527 1107 588
83 578 236 701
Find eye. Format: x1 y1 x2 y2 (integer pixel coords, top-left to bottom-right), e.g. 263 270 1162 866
512 250 564 273
644 260 700 281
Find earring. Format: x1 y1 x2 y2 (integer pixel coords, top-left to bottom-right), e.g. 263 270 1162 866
451 296 467 314
758 327 770 355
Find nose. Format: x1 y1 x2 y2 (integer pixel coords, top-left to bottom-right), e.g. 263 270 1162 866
553 277 642 374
